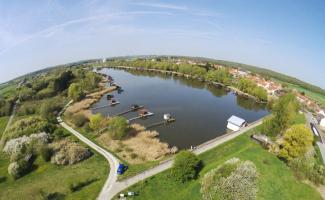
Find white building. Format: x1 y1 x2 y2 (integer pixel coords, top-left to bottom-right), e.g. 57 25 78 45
227 115 246 131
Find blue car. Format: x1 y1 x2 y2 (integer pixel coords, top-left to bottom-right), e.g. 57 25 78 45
117 164 128 175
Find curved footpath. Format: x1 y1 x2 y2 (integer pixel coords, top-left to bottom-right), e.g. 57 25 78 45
58 117 120 200
59 106 263 199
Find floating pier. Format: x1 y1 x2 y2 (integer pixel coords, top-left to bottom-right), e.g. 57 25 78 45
92 99 120 110
146 118 176 129
127 112 154 122
111 105 144 117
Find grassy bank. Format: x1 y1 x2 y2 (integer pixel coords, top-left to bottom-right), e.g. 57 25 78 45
0 129 109 200
120 130 322 200
0 152 108 200
0 116 9 137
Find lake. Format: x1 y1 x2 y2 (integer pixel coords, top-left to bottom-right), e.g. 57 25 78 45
92 68 269 149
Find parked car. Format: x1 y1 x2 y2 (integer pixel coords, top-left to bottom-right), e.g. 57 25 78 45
117 164 128 175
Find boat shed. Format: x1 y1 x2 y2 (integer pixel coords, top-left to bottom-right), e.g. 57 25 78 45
227 115 246 131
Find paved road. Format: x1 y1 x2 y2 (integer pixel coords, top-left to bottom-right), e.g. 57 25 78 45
58 118 120 200
60 97 263 199
109 118 264 198
306 112 325 164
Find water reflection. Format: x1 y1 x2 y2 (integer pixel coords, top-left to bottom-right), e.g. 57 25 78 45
92 68 269 149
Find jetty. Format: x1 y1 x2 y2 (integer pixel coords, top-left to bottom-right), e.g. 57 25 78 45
127 109 154 122
111 105 144 117
92 99 120 110
146 118 176 129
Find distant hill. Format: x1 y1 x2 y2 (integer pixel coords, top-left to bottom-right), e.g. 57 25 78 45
165 56 325 96
2 55 325 97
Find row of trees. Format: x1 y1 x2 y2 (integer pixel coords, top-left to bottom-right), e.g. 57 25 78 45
261 93 300 137
0 97 13 116
237 78 268 101
105 59 270 101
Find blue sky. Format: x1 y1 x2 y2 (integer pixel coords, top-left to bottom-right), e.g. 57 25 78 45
0 0 324 88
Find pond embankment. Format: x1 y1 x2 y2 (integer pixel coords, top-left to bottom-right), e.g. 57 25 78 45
106 65 267 104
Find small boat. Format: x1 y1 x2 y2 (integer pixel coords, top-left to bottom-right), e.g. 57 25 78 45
107 94 114 100
110 99 120 106
131 104 140 110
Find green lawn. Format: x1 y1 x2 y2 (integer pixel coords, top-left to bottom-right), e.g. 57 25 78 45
0 123 109 200
0 84 16 98
0 149 108 200
121 131 322 200
0 116 9 138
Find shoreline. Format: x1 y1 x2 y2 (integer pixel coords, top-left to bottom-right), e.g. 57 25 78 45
100 65 268 104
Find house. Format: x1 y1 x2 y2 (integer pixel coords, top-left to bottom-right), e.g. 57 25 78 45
227 115 246 131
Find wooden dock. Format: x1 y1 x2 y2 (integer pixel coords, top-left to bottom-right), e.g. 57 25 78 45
146 119 175 129
111 106 144 117
92 101 120 110
127 112 154 122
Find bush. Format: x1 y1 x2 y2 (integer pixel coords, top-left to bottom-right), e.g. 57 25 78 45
50 139 92 165
36 87 55 99
40 100 62 122
172 150 201 183
0 176 7 183
89 113 106 132
72 114 88 127
130 153 138 159
5 117 50 139
8 156 33 179
53 129 67 140
278 124 313 161
68 83 85 101
289 157 325 185
107 116 129 140
39 145 52 162
69 178 98 192
201 158 258 200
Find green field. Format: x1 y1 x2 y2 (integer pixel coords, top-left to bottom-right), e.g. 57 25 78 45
0 153 108 200
276 80 325 106
0 84 16 98
0 116 9 138
122 131 322 200
0 122 108 200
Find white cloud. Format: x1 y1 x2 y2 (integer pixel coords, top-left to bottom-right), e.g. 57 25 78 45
0 10 172 56
131 2 188 10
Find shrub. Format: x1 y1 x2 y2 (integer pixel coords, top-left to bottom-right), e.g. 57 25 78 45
50 139 92 165
107 116 129 140
53 129 67 140
72 114 88 127
69 178 98 192
201 158 258 200
172 150 201 183
89 113 106 132
0 176 7 183
68 83 85 101
36 87 55 99
5 117 50 139
278 124 313 161
39 101 62 123
3 132 50 156
130 153 138 159
8 155 33 179
39 145 52 162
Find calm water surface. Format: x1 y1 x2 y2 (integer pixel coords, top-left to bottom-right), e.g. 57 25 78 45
92 68 269 149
